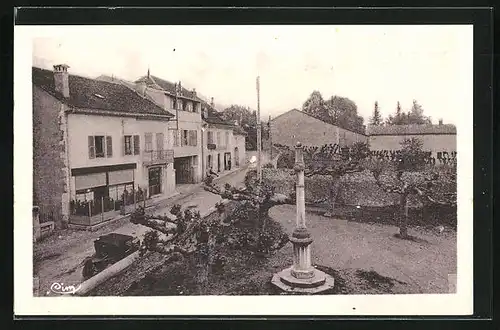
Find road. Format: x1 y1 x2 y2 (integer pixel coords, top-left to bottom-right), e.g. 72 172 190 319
33 167 249 297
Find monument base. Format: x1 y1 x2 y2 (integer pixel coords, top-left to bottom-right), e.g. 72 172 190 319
271 266 335 294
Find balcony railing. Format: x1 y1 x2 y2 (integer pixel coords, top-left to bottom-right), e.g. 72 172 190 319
143 149 174 166
207 143 216 150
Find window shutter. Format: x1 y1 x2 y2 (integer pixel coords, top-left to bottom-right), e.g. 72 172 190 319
106 136 113 157
122 136 126 156
134 135 140 155
88 136 95 159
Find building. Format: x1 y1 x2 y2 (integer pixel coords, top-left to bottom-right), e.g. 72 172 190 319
127 72 204 186
270 109 368 147
33 65 175 228
366 122 457 159
201 98 246 178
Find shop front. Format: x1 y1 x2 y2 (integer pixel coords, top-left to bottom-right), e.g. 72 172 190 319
69 163 139 226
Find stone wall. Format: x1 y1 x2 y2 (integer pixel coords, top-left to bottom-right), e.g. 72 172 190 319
33 85 66 228
263 169 426 208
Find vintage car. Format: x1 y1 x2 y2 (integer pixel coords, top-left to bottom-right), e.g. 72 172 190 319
82 233 140 280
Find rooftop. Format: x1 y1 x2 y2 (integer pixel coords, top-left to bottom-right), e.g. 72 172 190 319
366 124 457 136
33 67 173 118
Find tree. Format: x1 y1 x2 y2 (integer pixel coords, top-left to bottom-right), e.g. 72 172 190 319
408 99 432 125
221 105 258 150
325 96 365 134
275 142 369 216
368 137 456 239
369 101 383 126
128 171 293 282
386 100 431 125
302 91 330 120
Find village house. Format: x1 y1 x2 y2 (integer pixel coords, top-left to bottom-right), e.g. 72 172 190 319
112 72 247 183
128 72 204 187
270 108 368 148
33 65 176 229
201 98 247 177
366 121 457 160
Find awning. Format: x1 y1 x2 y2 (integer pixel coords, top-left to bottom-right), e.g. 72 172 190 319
75 173 106 191
108 169 134 185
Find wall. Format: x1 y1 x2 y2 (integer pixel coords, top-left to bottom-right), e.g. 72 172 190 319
233 134 246 166
271 109 368 147
369 134 457 157
33 85 66 228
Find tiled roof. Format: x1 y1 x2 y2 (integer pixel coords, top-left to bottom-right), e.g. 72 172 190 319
366 124 457 136
136 74 199 101
33 67 173 118
200 100 234 126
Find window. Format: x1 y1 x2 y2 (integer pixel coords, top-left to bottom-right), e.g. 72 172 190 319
216 132 221 146
88 135 112 159
207 131 214 145
172 129 179 147
225 131 230 148
189 130 197 146
145 133 153 152
124 135 140 155
124 136 132 155
181 130 197 146
156 133 164 150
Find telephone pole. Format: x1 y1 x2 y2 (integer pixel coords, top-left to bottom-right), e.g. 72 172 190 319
269 115 272 162
256 76 262 182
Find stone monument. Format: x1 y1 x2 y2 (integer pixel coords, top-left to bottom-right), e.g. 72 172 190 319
271 142 335 294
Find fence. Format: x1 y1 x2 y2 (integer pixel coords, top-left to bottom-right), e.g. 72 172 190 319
69 187 149 227
33 205 56 242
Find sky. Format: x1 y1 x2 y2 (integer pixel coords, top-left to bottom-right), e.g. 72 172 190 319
30 25 472 124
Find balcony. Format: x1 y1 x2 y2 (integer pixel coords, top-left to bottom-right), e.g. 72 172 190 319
143 149 174 166
207 143 216 150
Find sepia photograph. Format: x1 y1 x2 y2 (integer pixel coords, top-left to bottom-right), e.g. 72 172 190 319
14 23 474 316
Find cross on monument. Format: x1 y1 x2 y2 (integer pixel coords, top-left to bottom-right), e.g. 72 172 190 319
271 141 335 294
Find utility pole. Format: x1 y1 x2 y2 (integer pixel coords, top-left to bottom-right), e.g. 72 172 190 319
268 115 272 162
256 76 262 182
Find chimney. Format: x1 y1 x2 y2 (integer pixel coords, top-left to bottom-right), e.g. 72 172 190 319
192 88 196 97
210 97 215 108
53 64 70 98
178 81 182 96
438 119 443 126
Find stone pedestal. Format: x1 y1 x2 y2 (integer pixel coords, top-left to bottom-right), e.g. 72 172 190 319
271 142 334 294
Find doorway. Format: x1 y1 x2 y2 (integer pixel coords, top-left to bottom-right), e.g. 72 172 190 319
234 147 239 166
148 167 162 197
174 157 194 184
